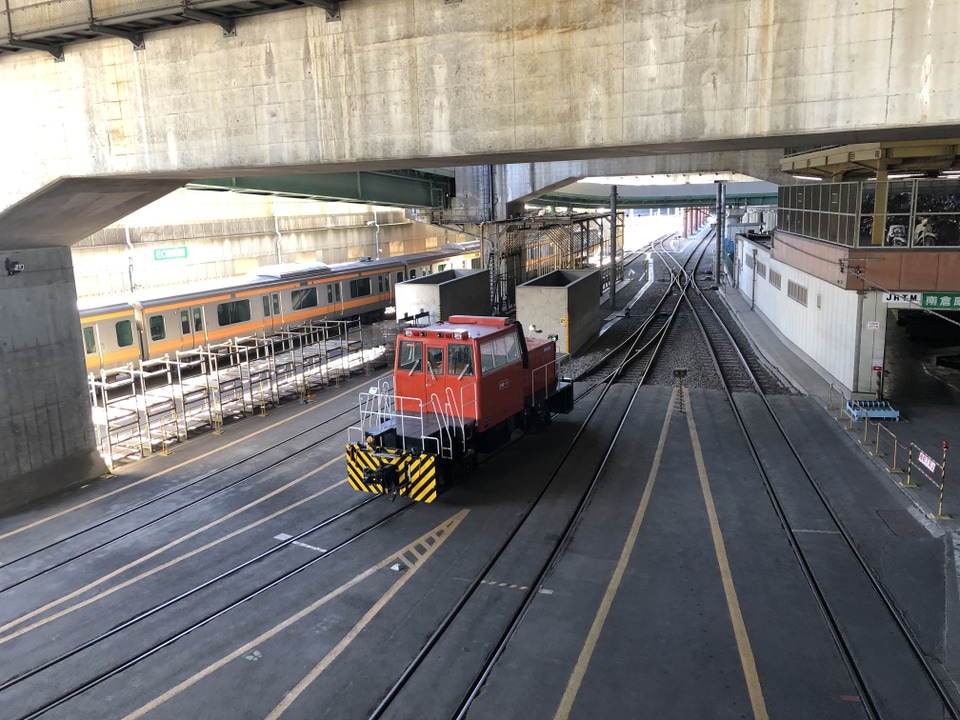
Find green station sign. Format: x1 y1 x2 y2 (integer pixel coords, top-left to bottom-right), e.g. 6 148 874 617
153 246 188 261
922 292 960 309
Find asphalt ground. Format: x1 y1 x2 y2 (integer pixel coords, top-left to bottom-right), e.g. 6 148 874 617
2 291 960 718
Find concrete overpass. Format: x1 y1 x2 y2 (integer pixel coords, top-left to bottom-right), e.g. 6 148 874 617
2 0 960 509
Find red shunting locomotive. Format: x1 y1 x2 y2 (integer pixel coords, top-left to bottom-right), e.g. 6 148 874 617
346 315 574 501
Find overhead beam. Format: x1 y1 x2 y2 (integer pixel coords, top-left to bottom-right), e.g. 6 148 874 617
7 38 63 60
181 8 236 36
88 23 144 49
300 0 340 21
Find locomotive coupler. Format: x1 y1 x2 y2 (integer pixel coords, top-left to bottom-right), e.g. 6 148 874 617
364 463 403 500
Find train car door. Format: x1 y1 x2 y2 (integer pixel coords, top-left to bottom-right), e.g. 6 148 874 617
179 306 206 352
261 293 282 333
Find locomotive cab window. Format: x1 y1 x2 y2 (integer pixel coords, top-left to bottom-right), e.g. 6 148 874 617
116 320 134 348
479 333 520 373
448 343 474 377
217 299 251 327
426 347 444 376
149 315 166 341
82 326 96 355
398 340 422 373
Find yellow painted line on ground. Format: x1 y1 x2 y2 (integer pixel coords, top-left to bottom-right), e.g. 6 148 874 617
554 389 676 720
684 389 768 720
125 509 470 720
0 374 387 542
0 459 345 645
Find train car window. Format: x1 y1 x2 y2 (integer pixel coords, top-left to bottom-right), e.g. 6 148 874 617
471 258 481 269
427 347 444 376
82 326 96 354
327 283 342 303
397 340 422 373
217 299 251 326
447 344 473 377
410 269 417 279
378 275 384 293
292 287 318 310
349 277 371 298
180 310 190 335
272 294 280 315
385 274 390 291
116 320 134 348
396 271 404 284
437 264 446 272
262 296 271 317
149 315 166 341
193 308 203 332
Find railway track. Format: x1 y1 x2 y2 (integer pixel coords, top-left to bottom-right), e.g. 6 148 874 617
3 496 414 719
0 392 375 594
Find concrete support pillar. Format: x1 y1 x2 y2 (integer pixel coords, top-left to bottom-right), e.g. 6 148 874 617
0 247 106 512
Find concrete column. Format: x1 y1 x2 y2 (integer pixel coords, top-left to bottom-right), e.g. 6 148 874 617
0 247 106 512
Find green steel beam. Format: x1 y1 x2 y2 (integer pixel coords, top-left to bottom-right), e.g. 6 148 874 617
187 170 454 208
529 191 778 210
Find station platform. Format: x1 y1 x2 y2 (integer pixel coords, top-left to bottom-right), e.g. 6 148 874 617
717 280 960 534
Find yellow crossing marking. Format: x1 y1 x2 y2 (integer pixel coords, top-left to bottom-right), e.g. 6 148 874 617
481 580 528 591
0 377 385 542
124 509 470 720
0 459 344 644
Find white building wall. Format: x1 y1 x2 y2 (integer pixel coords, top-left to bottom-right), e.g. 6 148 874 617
736 236 863 393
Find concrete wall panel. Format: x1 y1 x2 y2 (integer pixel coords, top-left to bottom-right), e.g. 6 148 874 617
4 1 960 217
0 247 106 512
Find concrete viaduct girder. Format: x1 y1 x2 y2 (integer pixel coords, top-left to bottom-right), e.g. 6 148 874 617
3 0 960 510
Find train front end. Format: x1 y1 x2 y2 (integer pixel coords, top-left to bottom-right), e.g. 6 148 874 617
346 315 572 501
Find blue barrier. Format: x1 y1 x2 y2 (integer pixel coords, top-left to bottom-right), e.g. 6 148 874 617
845 400 900 422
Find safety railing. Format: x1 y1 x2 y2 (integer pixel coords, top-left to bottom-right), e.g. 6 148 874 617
90 320 382 467
826 383 951 520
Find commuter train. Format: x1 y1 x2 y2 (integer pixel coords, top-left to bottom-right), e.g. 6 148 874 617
346 315 574 502
78 245 481 373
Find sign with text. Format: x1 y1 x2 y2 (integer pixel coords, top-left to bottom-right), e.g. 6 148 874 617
918 450 938 473
153 246 188 261
922 292 960 309
883 292 920 304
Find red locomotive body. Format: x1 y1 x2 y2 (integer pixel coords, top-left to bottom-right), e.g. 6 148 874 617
346 315 573 502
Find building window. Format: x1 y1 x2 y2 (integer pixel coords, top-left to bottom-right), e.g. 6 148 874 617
756 261 767 279
787 280 808 307
217 299 252 326
768 270 782 289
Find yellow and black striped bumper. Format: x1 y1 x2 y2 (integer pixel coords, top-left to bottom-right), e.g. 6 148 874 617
346 444 439 503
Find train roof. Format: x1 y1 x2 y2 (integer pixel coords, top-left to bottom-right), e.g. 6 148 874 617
402 315 516 341
77 244 480 317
